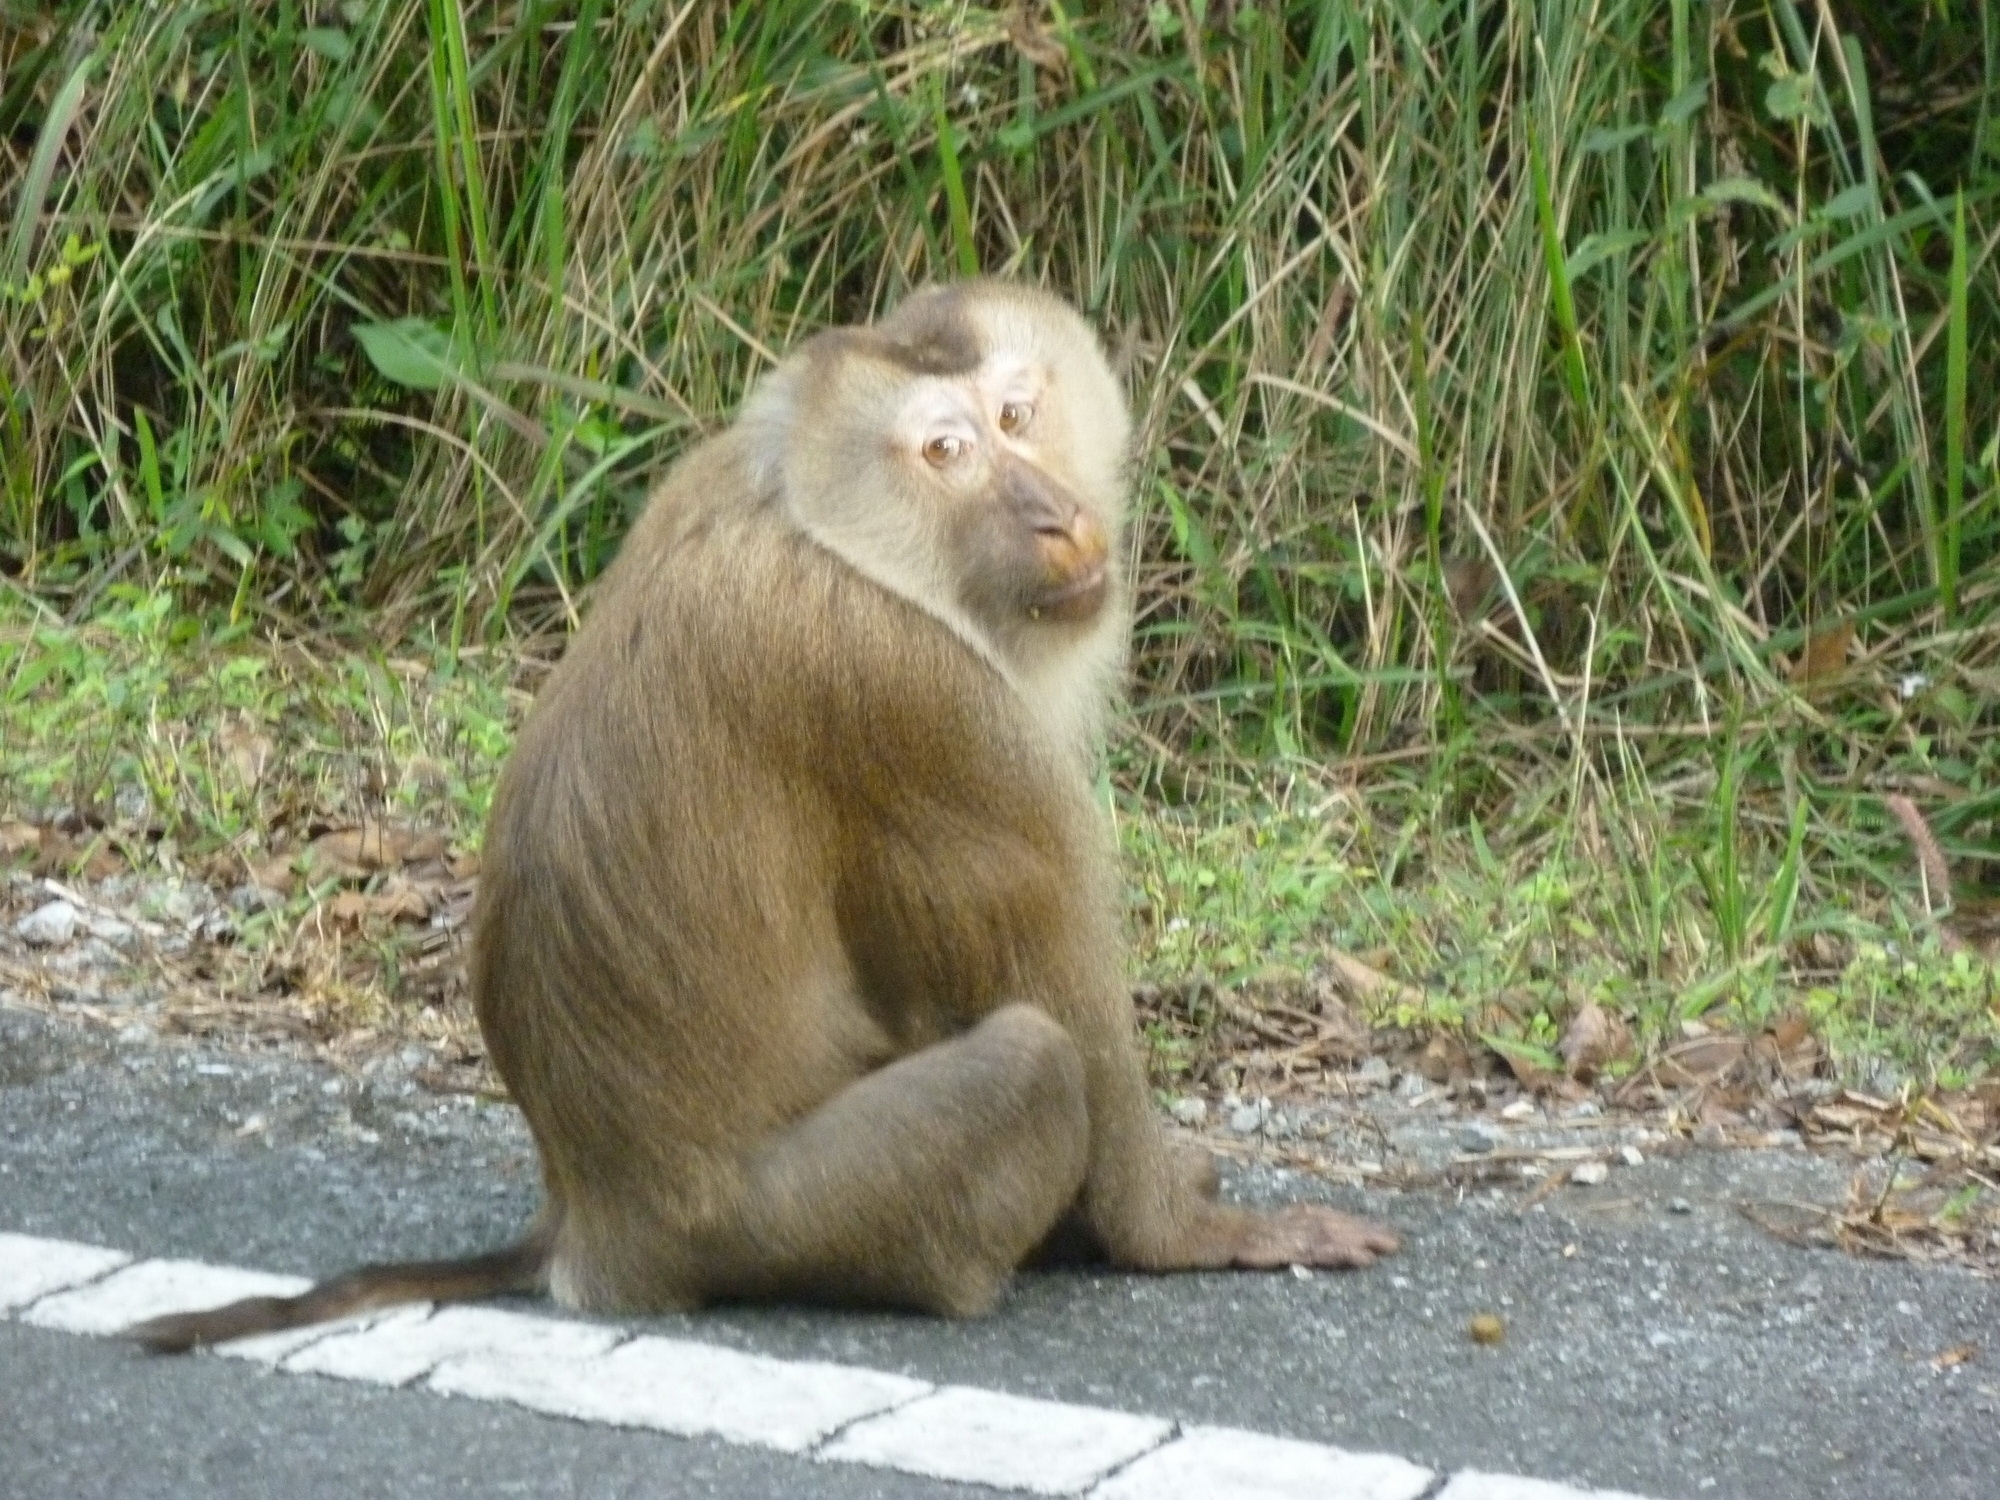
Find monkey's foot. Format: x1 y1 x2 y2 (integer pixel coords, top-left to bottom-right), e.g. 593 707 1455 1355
1226 1204 1401 1270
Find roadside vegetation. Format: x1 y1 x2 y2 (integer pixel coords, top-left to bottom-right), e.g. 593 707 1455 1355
3 1 1996 1098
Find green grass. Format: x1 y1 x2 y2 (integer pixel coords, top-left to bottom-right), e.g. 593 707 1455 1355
0 588 517 863
3 2 1997 1083
1115 759 1999 1091
5 587 1992 1090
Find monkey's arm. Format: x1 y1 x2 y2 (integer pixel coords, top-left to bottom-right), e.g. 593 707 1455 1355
1062 1003 1399 1270
1027 896 1399 1273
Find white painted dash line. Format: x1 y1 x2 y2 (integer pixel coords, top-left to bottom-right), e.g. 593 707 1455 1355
1434 1474 1658 1500
22 1257 310 1339
287 1301 620 1386
821 1384 1172 1494
0 1231 130 1311
1 1233 1672 1499
1089 1424 1434 1500
433 1332 929 1453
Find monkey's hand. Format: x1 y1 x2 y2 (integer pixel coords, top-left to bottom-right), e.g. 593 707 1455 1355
1219 1204 1401 1270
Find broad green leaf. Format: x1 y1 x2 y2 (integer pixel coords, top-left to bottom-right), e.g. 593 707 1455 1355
1583 124 1649 154
353 317 461 391
1565 229 1651 281
302 27 352 62
1657 80 1708 128
1819 183 1875 220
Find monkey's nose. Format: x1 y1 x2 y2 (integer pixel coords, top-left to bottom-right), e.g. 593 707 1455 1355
1031 511 1109 624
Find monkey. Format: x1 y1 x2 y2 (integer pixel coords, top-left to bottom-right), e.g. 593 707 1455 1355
126 280 1397 1352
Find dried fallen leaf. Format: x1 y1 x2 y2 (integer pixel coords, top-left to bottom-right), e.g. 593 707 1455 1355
217 719 275 791
1791 617 1855 696
249 854 299 896
1932 1343 1977 1371
1443 557 1500 621
0 820 38 863
1417 1032 1473 1083
1484 1033 1563 1093
1769 1011 1812 1052
1656 1034 1750 1088
33 829 124 881
323 882 431 929
305 822 447 880
1468 1312 1506 1345
1322 947 1424 1009
1558 1002 1630 1081
1006 4 1068 70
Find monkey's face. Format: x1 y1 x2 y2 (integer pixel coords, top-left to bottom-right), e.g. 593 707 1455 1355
750 282 1131 672
887 357 1112 632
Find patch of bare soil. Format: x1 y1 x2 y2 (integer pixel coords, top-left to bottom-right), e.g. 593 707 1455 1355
1139 965 2000 1277
1 813 490 1094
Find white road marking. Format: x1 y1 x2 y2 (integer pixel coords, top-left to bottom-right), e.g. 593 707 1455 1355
2 1234 1677 1499
1089 1424 1434 1500
433 1333 930 1453
22 1257 308 1339
286 1302 619 1386
224 1303 433 1365
1435 1474 1658 1500
822 1384 1172 1495
0 1232 129 1311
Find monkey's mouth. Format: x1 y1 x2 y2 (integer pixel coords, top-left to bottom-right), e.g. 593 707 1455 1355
1030 565 1108 624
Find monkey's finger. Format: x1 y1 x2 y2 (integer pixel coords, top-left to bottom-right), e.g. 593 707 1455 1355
1306 1211 1401 1266
1232 1205 1401 1270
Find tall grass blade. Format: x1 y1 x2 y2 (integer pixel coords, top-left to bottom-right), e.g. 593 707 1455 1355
2 50 92 291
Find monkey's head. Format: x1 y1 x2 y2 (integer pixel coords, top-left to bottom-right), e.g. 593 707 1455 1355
744 281 1131 673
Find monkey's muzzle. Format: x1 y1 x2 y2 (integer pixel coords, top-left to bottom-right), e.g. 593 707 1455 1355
1031 510 1110 624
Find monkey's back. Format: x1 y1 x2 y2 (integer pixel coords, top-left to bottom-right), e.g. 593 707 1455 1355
468 431 1116 1261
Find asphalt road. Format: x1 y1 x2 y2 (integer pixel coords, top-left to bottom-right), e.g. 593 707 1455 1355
3 1004 1996 1499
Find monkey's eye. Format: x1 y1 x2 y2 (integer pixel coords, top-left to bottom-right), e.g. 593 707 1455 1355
997 401 1033 434
923 434 966 467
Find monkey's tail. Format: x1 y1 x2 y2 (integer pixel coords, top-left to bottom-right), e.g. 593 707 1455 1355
121 1221 554 1355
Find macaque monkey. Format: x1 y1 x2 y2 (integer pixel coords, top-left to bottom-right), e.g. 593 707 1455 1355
128 280 1397 1351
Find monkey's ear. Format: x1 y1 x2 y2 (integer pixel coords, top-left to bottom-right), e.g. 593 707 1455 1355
738 359 806 495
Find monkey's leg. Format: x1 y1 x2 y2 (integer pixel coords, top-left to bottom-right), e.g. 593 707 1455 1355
709 1003 1090 1317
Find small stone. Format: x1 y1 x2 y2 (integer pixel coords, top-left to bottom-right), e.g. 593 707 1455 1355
194 908 237 943
1459 1121 1503 1154
1562 1099 1602 1119
1858 1061 1907 1099
15 899 79 947
1356 1056 1393 1087
1618 1144 1645 1167
1498 1098 1537 1122
1570 1160 1610 1187
1394 1071 1428 1100
1170 1096 1209 1127
85 915 136 950
145 882 203 927
1228 1103 1267 1135
229 883 282 914
1667 1196 1694 1215
1289 1264 1313 1281
1468 1312 1506 1345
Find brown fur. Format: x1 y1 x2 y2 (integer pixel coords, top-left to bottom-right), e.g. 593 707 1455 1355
125 281 1395 1352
